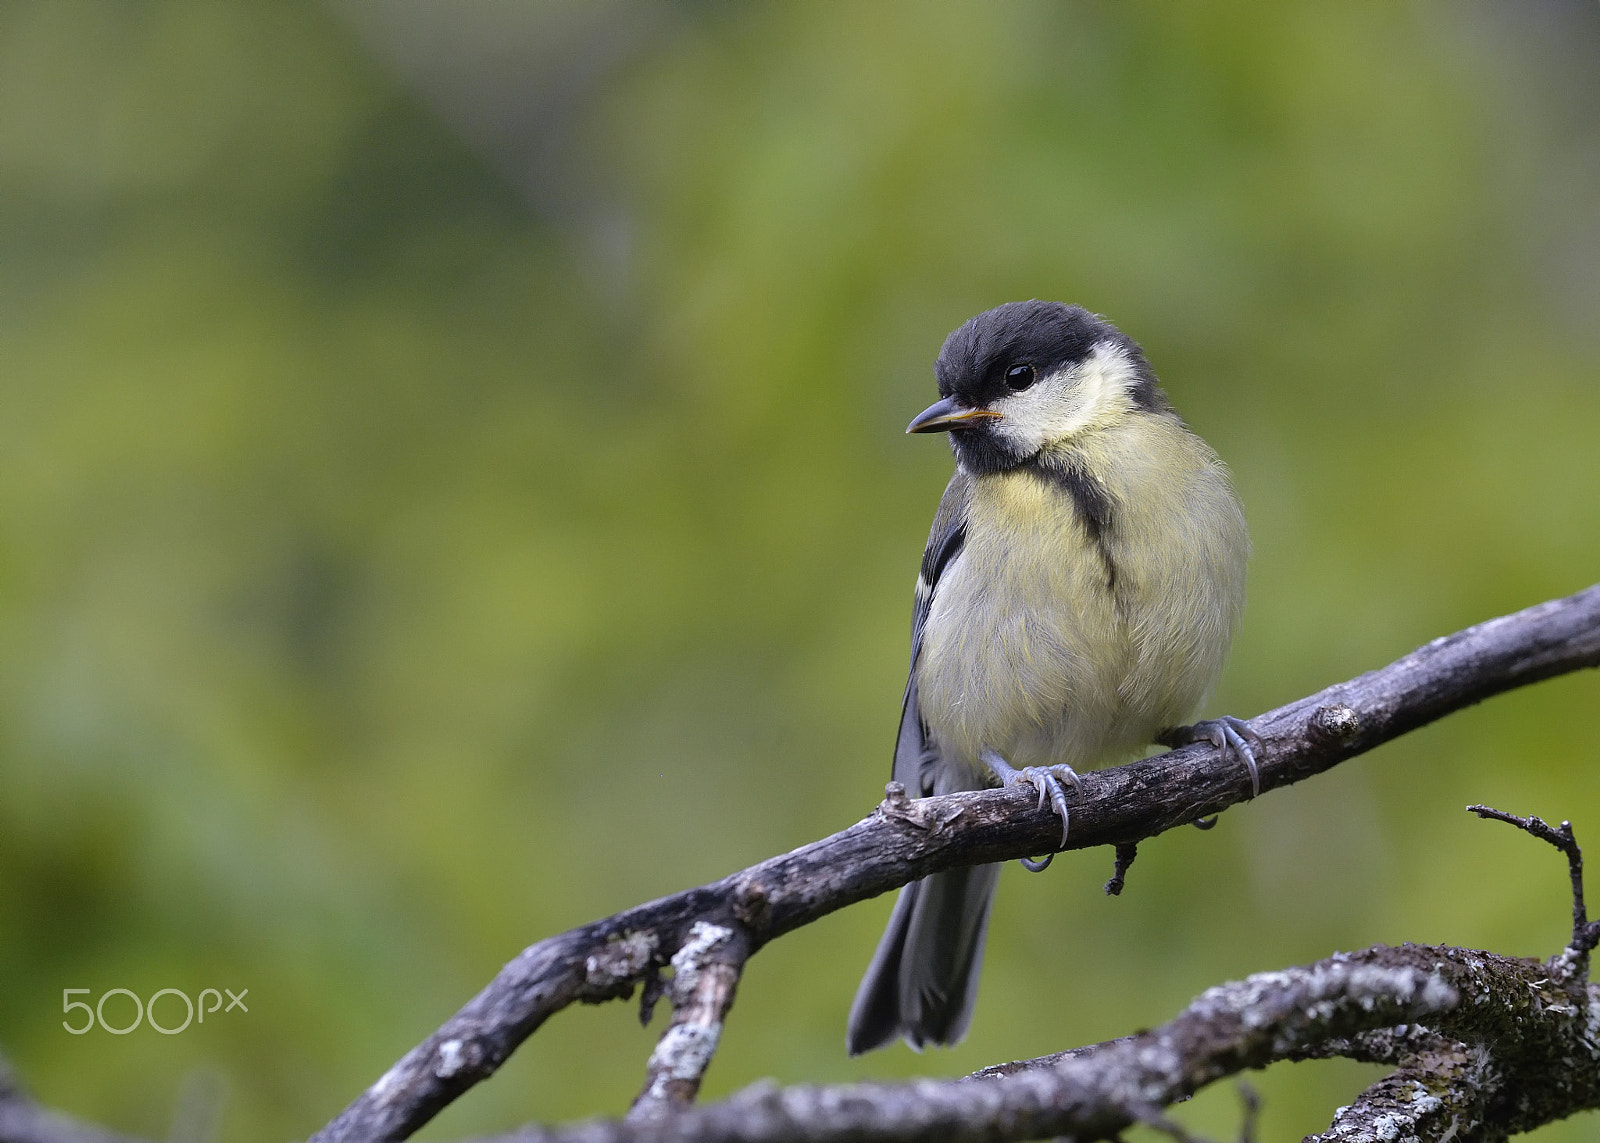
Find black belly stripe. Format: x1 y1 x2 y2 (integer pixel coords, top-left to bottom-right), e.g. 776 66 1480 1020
1031 458 1118 594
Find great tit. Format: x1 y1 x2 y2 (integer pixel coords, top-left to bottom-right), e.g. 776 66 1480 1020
846 300 1255 1055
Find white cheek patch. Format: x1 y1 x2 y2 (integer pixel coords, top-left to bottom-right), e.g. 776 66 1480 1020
992 341 1139 451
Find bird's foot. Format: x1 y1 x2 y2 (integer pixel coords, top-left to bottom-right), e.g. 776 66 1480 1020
982 749 1080 871
1163 716 1263 799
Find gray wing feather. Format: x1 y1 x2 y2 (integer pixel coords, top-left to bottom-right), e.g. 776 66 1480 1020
891 472 970 795
850 471 994 1055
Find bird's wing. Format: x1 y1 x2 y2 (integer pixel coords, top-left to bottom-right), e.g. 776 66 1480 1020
892 471 970 796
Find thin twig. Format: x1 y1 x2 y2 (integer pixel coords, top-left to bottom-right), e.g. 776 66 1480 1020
1467 804 1600 963
1234 1081 1259 1143
627 923 749 1120
1103 843 1138 896
1130 1102 1210 1143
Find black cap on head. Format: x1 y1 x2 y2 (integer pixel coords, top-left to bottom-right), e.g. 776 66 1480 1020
934 300 1162 412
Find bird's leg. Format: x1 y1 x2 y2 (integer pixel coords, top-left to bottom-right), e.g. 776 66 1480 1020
981 748 1080 871
1158 716 1264 799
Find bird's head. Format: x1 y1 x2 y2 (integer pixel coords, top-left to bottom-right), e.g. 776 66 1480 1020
908 301 1168 474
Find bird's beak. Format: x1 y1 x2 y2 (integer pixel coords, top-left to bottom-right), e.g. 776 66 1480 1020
905 397 1002 434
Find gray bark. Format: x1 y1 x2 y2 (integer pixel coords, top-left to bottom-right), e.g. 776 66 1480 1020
474 941 1600 1143
308 583 1600 1143
3 586 1597 1143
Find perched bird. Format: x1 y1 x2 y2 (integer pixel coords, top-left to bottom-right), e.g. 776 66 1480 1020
846 300 1256 1055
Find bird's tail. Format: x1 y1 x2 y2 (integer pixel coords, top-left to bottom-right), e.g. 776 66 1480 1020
845 861 1000 1054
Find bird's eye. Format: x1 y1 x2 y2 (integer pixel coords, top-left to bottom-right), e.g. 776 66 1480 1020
1004 363 1036 391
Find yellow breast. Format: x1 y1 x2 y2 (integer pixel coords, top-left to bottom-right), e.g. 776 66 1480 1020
914 415 1247 776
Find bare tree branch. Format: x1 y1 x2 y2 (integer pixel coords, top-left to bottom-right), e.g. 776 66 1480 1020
1235 1082 1261 1143
1299 804 1600 1143
1468 805 1600 966
465 941 1598 1143
1305 1042 1487 1143
626 922 749 1121
310 583 1600 1143
1102 841 1138 896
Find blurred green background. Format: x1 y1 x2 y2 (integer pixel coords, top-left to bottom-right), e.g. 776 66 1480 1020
1 2 1597 1140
